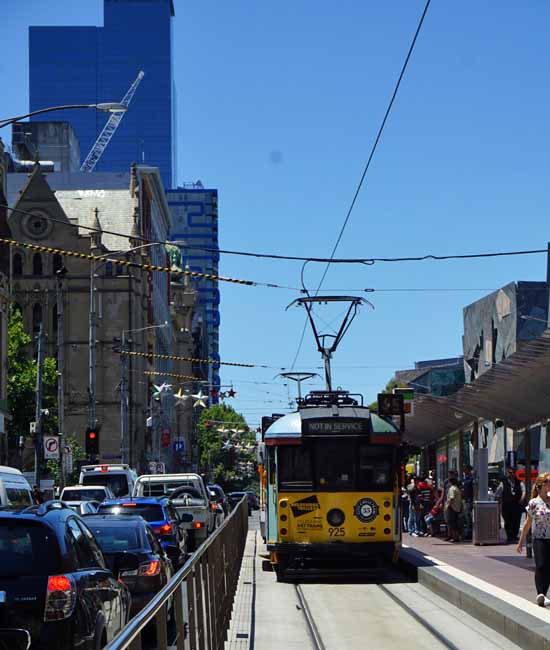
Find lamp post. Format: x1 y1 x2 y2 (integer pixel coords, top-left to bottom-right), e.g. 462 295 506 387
0 102 127 129
121 322 169 466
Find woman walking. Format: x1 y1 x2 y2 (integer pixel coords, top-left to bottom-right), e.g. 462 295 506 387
517 473 550 607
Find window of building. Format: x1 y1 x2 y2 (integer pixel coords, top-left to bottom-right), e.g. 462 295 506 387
32 253 43 276
53 253 63 274
32 303 42 336
13 253 23 276
53 304 58 335
105 261 113 276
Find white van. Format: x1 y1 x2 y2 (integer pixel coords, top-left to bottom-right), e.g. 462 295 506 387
79 464 137 497
0 466 33 508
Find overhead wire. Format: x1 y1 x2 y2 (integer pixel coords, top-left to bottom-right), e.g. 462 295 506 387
290 0 433 369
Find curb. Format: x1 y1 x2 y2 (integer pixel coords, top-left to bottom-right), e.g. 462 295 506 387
400 548 550 650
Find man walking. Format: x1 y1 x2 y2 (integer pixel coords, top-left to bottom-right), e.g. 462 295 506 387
462 465 474 540
497 467 525 543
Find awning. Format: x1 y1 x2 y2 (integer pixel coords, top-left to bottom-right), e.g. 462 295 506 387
403 330 550 446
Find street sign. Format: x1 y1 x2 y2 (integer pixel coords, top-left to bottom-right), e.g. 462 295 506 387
64 445 73 474
43 436 59 460
29 421 36 434
173 440 186 453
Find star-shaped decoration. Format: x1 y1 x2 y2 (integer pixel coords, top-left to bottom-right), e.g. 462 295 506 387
174 388 190 406
210 388 219 398
192 391 207 408
222 439 232 450
217 426 228 434
227 389 236 398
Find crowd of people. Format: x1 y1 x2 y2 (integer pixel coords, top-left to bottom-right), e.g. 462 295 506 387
401 464 519 543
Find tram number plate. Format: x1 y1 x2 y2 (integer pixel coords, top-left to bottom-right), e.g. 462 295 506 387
328 527 345 537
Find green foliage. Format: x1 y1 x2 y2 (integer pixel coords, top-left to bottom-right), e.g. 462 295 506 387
46 435 85 486
7 309 58 460
196 403 257 492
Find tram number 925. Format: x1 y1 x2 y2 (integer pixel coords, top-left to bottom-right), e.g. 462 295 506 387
328 527 345 537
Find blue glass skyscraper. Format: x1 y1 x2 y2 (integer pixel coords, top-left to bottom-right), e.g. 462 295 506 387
29 0 176 187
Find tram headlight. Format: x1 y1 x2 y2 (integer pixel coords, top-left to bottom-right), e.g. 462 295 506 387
326 508 345 527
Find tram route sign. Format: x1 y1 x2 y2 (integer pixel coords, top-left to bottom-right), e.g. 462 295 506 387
302 418 369 436
377 393 404 417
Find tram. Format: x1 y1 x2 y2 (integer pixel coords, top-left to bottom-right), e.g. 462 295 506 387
264 389 403 581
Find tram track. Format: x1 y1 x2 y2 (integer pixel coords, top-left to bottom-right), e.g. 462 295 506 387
294 579 463 650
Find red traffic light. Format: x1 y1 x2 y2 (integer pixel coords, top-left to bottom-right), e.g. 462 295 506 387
89 431 96 439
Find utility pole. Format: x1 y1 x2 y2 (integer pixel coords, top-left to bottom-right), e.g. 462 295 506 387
120 329 129 465
56 268 66 488
278 372 319 403
88 259 97 460
34 322 45 487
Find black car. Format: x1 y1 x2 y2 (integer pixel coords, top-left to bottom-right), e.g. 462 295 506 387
0 501 132 650
85 515 173 617
97 497 187 568
227 492 252 515
208 484 229 516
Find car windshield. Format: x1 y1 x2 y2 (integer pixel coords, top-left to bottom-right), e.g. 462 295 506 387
63 488 105 501
5 488 32 508
139 480 199 497
98 504 165 522
87 524 143 553
0 521 60 576
82 474 129 497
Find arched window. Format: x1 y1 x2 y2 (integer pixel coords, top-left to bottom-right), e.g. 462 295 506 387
32 303 43 336
32 253 43 276
53 253 63 274
13 253 23 276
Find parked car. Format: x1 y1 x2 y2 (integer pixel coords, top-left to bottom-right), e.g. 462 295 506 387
84 515 174 617
96 497 187 568
0 500 132 650
227 492 252 515
65 501 99 516
133 474 215 549
60 485 115 503
0 466 33 509
208 484 230 516
79 464 138 498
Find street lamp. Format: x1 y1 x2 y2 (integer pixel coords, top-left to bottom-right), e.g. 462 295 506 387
0 102 127 129
520 315 550 326
120 322 169 466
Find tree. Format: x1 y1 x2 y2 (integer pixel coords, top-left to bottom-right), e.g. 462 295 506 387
7 308 58 469
196 403 257 492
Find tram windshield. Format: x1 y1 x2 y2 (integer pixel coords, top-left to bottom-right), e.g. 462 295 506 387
278 443 393 492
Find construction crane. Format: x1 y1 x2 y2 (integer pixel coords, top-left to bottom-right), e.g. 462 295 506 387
80 70 145 173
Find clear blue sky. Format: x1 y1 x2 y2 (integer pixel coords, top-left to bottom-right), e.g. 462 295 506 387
3 1 550 426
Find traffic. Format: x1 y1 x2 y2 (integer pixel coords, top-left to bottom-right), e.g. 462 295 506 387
0 463 249 650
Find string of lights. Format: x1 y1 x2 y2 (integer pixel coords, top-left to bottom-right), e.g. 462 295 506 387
117 349 261 368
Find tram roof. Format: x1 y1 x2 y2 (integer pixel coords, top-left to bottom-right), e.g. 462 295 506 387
264 410 399 441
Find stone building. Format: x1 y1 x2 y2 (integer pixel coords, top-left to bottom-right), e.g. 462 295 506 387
0 140 10 463
7 162 182 469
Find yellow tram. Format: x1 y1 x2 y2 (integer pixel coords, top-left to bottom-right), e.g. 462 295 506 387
264 390 402 581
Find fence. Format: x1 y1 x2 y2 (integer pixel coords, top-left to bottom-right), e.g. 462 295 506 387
104 499 249 650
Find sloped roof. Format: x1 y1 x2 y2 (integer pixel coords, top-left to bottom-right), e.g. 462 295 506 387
55 189 135 251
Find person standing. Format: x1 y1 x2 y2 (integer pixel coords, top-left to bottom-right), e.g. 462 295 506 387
497 467 526 543
416 474 434 535
32 485 43 505
462 465 474 540
445 477 462 542
517 473 550 607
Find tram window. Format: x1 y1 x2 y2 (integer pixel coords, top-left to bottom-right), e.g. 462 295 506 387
278 446 313 491
357 445 392 490
315 441 355 490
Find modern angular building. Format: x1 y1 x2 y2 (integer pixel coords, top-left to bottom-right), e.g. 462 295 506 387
29 0 176 187
166 186 221 401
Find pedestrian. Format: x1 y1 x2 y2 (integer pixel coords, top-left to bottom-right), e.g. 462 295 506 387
425 488 444 536
416 474 434 535
517 473 550 607
407 476 420 536
401 483 410 533
32 484 43 505
445 476 462 542
462 465 474 540
496 466 525 543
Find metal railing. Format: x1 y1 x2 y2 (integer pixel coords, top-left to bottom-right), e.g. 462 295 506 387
105 500 249 650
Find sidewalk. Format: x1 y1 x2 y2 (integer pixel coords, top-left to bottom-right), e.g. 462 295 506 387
401 532 535 602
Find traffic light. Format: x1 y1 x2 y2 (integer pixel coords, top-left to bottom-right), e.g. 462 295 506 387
85 425 101 456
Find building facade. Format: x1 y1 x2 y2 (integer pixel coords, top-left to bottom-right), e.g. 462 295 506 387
7 162 176 469
12 122 81 173
29 0 176 186
166 186 220 402
0 140 10 463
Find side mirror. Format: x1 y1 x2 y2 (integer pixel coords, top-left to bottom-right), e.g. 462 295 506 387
112 552 140 576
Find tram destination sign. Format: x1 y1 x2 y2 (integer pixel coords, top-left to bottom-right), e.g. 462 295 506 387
302 418 369 436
